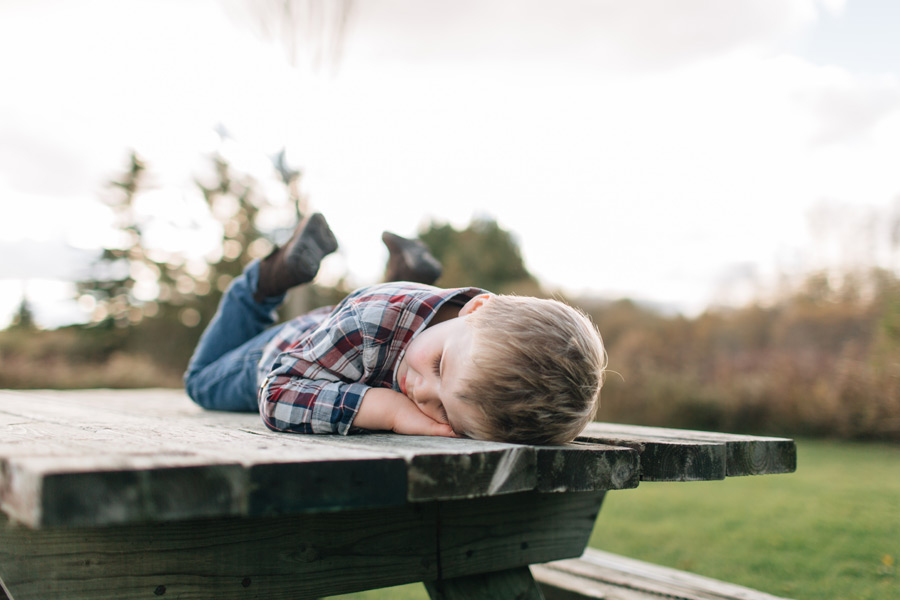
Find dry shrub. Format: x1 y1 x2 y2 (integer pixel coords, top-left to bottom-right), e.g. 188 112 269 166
0 326 183 389
585 269 900 441
0 352 182 389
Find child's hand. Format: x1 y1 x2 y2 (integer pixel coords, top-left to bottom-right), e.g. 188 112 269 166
355 388 459 438
390 402 459 438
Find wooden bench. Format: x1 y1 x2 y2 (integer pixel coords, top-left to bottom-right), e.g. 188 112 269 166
0 389 796 600
533 549 792 600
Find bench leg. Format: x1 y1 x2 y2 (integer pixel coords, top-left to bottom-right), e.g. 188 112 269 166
425 567 545 600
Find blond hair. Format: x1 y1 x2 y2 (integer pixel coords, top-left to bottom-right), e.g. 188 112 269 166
460 295 606 445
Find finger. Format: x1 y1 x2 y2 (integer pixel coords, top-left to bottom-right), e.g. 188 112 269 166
431 422 460 438
411 417 457 438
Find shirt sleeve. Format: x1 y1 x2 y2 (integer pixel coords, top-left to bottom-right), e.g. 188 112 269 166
258 303 373 435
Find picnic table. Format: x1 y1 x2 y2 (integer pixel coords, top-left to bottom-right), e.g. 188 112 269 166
0 389 796 600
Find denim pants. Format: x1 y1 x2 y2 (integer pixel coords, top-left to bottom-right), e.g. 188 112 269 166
184 260 285 412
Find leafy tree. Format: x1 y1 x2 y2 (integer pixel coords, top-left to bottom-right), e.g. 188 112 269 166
418 217 540 294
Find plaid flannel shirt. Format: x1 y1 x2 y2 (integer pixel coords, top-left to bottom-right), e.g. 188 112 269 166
257 282 486 435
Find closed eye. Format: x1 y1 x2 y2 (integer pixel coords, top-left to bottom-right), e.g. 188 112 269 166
432 354 442 377
438 405 449 424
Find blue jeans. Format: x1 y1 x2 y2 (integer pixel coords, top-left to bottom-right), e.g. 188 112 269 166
184 260 285 412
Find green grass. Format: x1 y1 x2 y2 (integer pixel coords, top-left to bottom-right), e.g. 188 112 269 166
591 439 900 599
325 440 899 600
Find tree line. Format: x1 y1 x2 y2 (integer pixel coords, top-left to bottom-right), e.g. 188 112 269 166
2 151 898 441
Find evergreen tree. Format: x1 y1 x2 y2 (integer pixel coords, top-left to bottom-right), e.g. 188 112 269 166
9 297 37 331
76 148 310 369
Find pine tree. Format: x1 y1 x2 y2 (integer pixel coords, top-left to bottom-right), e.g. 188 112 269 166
9 297 37 331
75 148 310 368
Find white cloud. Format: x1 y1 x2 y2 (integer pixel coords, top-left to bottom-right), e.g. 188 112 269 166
0 125 94 195
345 0 844 71
796 70 900 145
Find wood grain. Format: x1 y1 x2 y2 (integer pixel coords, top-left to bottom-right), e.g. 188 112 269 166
0 390 640 528
578 424 726 482
0 390 799 599
437 492 605 580
535 443 639 492
533 548 794 600
579 423 796 478
302 433 541 500
0 492 603 600
0 505 435 600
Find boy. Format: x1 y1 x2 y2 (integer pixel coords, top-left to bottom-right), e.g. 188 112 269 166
185 214 606 445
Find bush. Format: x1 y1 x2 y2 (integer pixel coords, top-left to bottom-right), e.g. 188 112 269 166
584 269 900 441
0 326 182 389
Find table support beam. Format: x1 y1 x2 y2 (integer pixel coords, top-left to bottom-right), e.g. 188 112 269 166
0 491 603 600
425 567 545 600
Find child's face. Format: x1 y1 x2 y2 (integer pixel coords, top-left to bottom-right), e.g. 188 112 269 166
395 294 491 438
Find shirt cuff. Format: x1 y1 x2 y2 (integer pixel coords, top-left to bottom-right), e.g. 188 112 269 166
331 381 371 435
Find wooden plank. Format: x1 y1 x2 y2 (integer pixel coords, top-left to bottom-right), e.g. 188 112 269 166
532 566 613 600
245 457 406 517
0 423 413 528
0 391 632 507
0 390 150 428
304 433 540 500
3 389 786 529
0 491 601 600
0 388 206 420
106 422 411 518
580 424 796 477
1 454 245 528
0 391 415 527
535 443 639 492
425 567 545 600
0 411 28 427
1 453 408 528
293 435 641 500
533 548 794 600
8 452 405 527
0 421 151 458
0 504 436 600
2 430 633 528
2 417 628 528
577 424 726 482
438 491 605 580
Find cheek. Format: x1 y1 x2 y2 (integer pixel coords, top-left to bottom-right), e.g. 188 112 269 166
403 344 427 378
405 332 436 371
405 342 423 368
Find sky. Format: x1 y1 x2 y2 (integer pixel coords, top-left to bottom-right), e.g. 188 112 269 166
2 0 900 328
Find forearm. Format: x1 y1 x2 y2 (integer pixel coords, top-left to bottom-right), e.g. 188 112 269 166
353 388 408 430
258 374 369 434
356 387 457 437
258 377 454 437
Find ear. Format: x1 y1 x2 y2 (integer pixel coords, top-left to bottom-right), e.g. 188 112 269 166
459 293 493 317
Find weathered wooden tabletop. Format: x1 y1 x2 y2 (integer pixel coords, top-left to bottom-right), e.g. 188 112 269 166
0 389 796 600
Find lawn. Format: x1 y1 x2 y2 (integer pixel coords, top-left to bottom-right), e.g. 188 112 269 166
326 439 899 600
